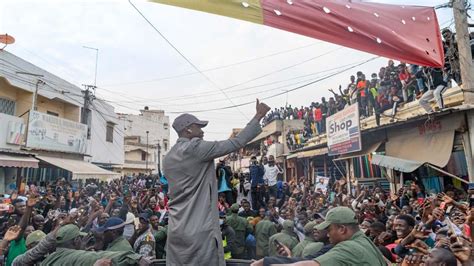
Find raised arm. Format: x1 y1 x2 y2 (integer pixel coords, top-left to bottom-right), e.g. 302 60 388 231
194 99 269 161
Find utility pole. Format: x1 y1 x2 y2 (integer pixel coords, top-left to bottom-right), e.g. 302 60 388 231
15 72 44 111
81 85 96 139
453 0 474 103
157 142 161 174
146 131 149 174
83 46 99 87
32 80 45 111
453 0 474 182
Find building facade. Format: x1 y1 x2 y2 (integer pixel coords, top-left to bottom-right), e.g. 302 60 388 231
118 107 170 175
0 50 122 193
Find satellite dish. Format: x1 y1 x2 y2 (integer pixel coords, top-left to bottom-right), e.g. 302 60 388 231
0 34 15 50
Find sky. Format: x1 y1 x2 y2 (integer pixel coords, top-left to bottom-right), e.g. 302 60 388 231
0 0 464 143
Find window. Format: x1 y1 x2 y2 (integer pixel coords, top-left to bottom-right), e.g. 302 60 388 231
0 98 16 115
164 142 168 151
141 151 147 161
163 123 169 130
106 122 114 143
46 111 59 117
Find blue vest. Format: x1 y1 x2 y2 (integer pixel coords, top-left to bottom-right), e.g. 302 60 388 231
218 168 231 193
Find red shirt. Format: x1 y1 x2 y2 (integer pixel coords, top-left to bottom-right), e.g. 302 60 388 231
399 72 410 82
297 110 303 119
313 108 322 121
357 80 367 97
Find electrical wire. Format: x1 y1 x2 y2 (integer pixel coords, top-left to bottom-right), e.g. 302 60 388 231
101 41 321 87
128 0 249 119
164 56 380 114
101 57 370 105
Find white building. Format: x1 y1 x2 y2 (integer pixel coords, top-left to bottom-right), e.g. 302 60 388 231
86 100 125 171
0 50 122 189
118 107 170 174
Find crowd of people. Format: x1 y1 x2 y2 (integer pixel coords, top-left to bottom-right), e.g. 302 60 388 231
0 159 472 265
224 155 473 265
262 28 463 150
0 175 169 265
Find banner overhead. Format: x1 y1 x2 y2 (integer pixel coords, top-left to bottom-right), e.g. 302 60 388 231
151 0 444 67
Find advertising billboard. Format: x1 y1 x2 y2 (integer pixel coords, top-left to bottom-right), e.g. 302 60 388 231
27 111 87 154
326 104 361 156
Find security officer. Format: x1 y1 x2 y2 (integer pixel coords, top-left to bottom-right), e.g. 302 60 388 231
292 221 316 257
226 203 252 259
255 211 277 259
268 220 299 256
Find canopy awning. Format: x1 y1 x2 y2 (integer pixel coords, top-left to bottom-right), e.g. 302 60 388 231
298 147 328 158
333 142 382 161
384 115 462 168
371 154 424 173
37 156 120 181
0 154 38 168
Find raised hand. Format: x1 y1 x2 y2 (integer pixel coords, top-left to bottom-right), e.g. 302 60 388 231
27 193 40 208
406 239 429 254
255 99 271 121
4 225 21 241
409 224 431 240
450 238 472 263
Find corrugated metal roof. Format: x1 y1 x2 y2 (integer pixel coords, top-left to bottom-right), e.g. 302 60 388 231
0 50 83 107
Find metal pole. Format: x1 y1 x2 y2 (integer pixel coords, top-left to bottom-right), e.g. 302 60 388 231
157 142 161 173
146 131 149 174
453 0 474 103
94 49 98 87
83 46 99 87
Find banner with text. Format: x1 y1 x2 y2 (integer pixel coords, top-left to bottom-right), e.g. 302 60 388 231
27 111 87 154
326 104 361 156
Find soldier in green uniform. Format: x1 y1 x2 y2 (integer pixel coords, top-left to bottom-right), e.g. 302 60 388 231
150 215 167 259
312 207 387 265
226 203 252 259
268 220 299 256
251 207 387 266
255 210 277 259
40 224 150 266
95 217 133 252
292 221 316 257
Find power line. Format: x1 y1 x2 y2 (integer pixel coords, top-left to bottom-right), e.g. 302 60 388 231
93 46 345 107
128 0 249 120
164 56 380 114
101 42 320 87
102 57 370 105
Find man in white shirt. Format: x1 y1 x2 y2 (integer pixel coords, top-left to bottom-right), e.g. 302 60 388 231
263 155 283 199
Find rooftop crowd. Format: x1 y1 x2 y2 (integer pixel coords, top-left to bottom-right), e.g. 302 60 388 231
262 29 462 150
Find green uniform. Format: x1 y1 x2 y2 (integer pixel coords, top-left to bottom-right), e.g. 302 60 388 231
40 248 141 266
226 212 251 256
315 231 386 265
292 221 316 258
152 226 168 259
292 237 314 258
255 219 277 258
301 242 324 258
106 236 134 252
313 207 387 266
268 221 299 257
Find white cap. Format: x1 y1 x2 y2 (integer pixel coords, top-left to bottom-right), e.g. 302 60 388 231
125 212 135 225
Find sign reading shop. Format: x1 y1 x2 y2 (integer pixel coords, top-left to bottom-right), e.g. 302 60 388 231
326 104 361 156
27 111 87 154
